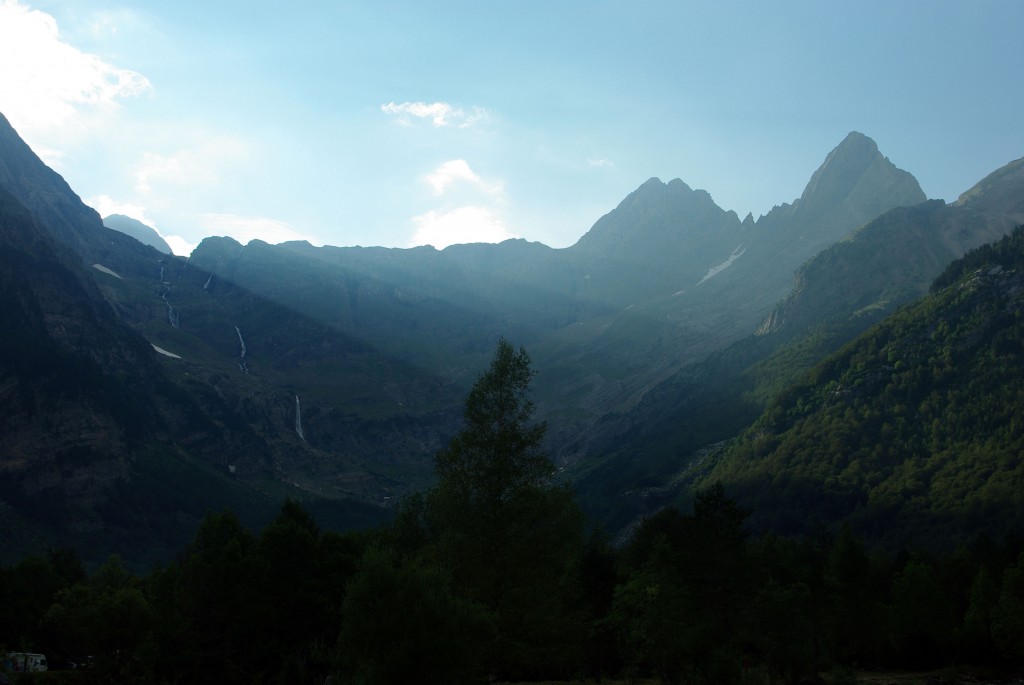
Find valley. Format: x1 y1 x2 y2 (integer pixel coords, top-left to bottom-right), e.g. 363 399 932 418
0 108 1022 565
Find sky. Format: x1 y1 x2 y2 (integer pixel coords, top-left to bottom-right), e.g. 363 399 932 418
1 1 1022 256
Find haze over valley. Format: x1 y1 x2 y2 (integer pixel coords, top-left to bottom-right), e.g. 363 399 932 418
3 103 1024 560
2 3 1024 682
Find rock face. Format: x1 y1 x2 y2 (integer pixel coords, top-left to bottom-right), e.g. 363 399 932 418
767 131 926 242
104 214 174 255
569 178 746 304
699 132 927 308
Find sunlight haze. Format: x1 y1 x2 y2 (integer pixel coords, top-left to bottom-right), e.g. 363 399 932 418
1 0 1021 254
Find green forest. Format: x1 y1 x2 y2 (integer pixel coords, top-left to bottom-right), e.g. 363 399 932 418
3 339 1024 684
709 228 1024 548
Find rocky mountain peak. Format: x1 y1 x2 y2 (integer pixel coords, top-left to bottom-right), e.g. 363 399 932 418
571 176 733 255
751 132 927 259
794 131 922 218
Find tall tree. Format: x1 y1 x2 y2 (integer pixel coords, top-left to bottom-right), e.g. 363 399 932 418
428 338 585 679
434 337 553 510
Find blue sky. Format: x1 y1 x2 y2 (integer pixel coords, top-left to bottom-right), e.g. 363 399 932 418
1 1 1022 255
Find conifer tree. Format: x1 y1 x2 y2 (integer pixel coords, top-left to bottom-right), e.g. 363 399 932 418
428 338 584 679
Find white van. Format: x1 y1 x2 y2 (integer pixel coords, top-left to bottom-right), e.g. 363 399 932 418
6 652 48 672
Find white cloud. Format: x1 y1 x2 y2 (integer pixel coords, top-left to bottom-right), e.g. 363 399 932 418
197 214 320 247
163 235 197 257
134 153 185 194
409 206 518 249
381 101 490 128
424 159 503 197
88 194 155 225
131 134 252 197
0 0 151 142
588 158 614 168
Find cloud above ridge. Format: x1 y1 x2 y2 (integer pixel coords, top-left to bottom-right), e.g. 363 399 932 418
424 159 503 197
381 101 489 128
409 206 517 249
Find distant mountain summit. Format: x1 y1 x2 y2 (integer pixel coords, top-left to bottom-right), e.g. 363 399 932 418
104 214 174 255
753 131 926 255
566 133 926 307
572 177 742 256
794 131 924 222
568 177 744 304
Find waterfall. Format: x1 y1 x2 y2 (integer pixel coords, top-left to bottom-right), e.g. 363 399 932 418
295 395 306 442
159 264 165 281
161 288 179 328
234 326 248 373
203 274 213 290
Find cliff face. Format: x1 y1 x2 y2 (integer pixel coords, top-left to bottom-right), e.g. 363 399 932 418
0 188 146 545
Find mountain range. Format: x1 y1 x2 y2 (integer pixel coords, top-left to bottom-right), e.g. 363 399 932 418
1 107 1022 565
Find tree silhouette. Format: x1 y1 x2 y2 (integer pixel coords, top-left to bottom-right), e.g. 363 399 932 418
428 338 584 679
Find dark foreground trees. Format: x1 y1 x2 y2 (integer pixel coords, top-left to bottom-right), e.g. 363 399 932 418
4 340 1024 684
5 500 1024 684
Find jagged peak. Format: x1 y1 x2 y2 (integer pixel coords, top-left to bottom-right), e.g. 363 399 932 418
771 131 925 227
799 132 881 201
836 130 878 154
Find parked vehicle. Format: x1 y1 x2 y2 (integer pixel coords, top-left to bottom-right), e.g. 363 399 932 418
5 652 48 672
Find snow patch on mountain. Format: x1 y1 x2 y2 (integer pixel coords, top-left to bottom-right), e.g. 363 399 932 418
152 344 181 359
696 244 746 285
92 263 123 279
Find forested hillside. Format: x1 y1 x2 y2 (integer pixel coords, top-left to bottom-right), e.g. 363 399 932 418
708 226 1024 549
